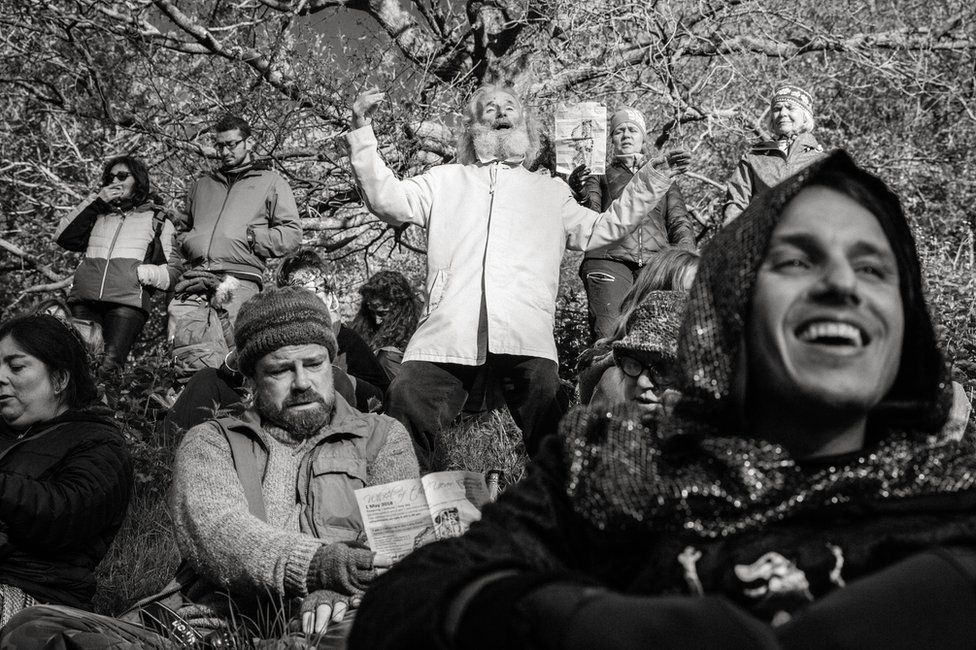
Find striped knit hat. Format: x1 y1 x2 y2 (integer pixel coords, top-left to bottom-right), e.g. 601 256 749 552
234 286 338 376
770 84 814 118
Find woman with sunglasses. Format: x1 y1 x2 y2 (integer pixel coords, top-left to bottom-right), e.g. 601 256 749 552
54 155 179 374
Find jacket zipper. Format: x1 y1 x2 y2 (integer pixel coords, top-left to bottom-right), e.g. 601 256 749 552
204 172 247 266
98 209 127 300
483 163 498 274
302 449 322 538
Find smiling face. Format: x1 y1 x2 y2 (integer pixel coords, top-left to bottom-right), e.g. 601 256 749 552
770 100 807 138
0 335 67 429
253 343 335 438
611 123 644 155
744 186 904 421
478 91 522 131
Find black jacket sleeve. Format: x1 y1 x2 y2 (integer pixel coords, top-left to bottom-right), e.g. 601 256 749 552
55 196 109 252
775 548 976 650
663 184 696 249
0 427 133 552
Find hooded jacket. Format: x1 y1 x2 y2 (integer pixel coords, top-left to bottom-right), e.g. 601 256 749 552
0 410 133 609
178 159 302 282
55 195 179 312
349 152 976 650
723 132 826 224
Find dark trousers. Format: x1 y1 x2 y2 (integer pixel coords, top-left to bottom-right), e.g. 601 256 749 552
385 354 564 471
579 258 640 342
70 301 147 372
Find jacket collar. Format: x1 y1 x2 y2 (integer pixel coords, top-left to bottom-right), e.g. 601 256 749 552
474 151 525 166
751 132 820 153
227 392 372 448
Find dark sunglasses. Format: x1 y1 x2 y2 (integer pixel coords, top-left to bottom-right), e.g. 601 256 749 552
614 352 677 387
104 171 131 184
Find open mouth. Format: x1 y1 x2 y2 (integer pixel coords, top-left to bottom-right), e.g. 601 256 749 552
795 320 869 347
492 119 513 131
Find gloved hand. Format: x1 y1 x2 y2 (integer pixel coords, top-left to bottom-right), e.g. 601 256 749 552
651 149 692 177
300 589 361 636
306 541 391 595
567 164 591 203
174 269 222 297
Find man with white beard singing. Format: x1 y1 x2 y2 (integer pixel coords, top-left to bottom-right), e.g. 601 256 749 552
347 86 690 469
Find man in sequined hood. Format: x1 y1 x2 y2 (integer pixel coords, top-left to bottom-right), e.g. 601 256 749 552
347 151 976 650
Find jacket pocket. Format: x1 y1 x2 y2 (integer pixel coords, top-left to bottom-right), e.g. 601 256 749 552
307 454 367 543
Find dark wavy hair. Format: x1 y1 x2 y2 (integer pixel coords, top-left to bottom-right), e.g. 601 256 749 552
101 155 152 208
213 114 252 139
0 314 98 413
350 271 421 351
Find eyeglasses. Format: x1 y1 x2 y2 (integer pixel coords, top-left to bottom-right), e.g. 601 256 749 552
214 138 245 151
614 353 677 387
104 171 130 184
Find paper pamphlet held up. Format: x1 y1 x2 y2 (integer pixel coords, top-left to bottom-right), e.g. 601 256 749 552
555 102 607 176
355 471 489 561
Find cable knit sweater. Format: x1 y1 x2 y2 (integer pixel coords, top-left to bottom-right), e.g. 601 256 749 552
169 395 419 625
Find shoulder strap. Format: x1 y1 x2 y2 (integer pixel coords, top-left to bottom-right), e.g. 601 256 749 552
214 419 268 522
153 209 166 235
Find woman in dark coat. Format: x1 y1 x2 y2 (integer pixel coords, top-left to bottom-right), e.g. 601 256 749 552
348 151 976 650
0 314 132 625
350 270 421 382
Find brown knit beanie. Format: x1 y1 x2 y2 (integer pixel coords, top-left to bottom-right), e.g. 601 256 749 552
234 286 338 376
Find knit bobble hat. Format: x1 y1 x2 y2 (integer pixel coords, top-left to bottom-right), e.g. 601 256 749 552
613 291 688 362
609 106 647 138
770 84 814 118
234 286 338 376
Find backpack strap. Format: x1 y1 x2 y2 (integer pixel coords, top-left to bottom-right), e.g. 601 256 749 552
152 208 167 237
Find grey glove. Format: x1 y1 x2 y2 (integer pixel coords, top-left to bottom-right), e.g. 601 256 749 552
307 542 376 595
299 589 360 636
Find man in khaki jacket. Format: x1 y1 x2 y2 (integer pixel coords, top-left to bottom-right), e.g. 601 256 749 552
348 86 690 469
2 287 419 647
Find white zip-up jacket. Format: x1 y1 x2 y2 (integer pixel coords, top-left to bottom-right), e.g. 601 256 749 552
347 125 672 365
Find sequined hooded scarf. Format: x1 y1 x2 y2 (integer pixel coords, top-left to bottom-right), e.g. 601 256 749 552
564 151 973 538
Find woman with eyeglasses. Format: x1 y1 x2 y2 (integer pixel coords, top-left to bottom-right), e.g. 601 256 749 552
579 290 686 416
54 155 179 374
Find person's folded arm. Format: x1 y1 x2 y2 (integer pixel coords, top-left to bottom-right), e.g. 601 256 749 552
775 547 976 650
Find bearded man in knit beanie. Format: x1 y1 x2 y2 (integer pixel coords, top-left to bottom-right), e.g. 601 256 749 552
1 286 420 647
